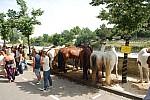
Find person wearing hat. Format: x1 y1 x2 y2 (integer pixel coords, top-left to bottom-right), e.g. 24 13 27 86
41 50 52 91
4 48 16 82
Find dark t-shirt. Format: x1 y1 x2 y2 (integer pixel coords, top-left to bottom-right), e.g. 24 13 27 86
34 54 40 69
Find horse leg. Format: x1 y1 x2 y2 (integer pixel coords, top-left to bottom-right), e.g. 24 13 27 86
63 62 67 73
102 64 105 78
83 66 85 79
115 63 118 78
138 64 143 83
92 67 97 84
50 59 53 69
145 68 149 83
83 63 88 80
105 64 111 86
96 69 99 83
75 58 79 70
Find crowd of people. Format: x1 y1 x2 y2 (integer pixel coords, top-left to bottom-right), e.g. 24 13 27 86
0 44 28 82
0 44 52 92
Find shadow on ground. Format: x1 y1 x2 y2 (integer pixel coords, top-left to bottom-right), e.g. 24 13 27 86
15 75 98 98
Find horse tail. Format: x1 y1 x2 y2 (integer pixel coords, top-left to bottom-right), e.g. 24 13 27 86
83 50 88 79
91 54 97 83
58 50 63 71
104 55 111 85
101 55 105 78
91 54 97 68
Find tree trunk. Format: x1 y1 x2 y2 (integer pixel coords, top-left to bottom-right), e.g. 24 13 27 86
4 39 6 46
27 35 31 60
122 38 129 83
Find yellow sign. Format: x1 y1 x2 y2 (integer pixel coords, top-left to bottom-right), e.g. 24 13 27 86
121 46 132 54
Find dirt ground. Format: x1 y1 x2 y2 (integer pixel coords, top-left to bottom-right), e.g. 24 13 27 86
52 65 148 98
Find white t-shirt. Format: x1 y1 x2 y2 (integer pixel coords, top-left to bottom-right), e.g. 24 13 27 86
0 55 4 66
42 56 50 71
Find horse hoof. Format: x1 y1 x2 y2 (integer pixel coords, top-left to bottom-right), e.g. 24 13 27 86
138 80 143 83
145 81 150 83
102 76 105 78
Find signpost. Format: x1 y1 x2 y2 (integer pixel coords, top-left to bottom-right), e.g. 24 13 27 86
121 42 132 83
121 46 132 54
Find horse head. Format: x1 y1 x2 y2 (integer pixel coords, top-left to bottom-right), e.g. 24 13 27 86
110 46 116 52
139 48 148 54
146 47 150 53
100 43 106 52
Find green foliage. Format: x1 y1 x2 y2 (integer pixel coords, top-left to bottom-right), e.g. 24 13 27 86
78 27 96 44
51 33 62 46
43 34 49 42
0 13 11 44
90 0 150 34
95 24 112 40
1 20 11 42
16 0 44 37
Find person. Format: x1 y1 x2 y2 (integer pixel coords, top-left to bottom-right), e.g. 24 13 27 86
18 50 23 74
14 48 19 73
4 48 16 82
41 51 52 91
23 46 28 70
0 51 5 77
144 87 150 100
33 50 41 84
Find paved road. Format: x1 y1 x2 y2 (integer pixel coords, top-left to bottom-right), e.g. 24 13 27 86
0 69 130 100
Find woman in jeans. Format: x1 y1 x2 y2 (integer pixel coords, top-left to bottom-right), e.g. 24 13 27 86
41 51 52 91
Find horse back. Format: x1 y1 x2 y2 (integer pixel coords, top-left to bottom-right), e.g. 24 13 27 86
137 49 150 68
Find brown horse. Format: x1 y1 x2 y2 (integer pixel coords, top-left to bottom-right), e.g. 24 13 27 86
79 45 93 80
58 46 83 72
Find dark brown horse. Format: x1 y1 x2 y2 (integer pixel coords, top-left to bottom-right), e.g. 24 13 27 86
79 45 93 80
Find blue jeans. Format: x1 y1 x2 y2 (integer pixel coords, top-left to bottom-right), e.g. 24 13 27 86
43 69 52 89
24 58 28 70
144 87 150 100
18 62 23 74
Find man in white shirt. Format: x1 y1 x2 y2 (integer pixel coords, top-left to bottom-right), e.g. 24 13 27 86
41 51 52 91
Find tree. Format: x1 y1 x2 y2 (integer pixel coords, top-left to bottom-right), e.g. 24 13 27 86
95 24 112 41
43 34 49 42
6 9 19 45
61 30 75 45
90 0 150 83
16 0 44 59
52 33 62 46
78 27 96 44
0 13 10 45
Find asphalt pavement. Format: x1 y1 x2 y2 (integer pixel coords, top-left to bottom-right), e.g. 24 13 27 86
0 67 131 100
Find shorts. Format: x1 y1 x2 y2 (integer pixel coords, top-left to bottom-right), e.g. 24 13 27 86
35 68 41 77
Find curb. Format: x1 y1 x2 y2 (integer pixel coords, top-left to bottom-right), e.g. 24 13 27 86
51 70 143 100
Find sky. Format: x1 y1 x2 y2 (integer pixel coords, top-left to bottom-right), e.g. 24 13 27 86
0 0 109 37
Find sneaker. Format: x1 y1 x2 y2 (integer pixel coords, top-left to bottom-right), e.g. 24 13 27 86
48 86 53 89
36 81 41 85
41 88 48 92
